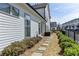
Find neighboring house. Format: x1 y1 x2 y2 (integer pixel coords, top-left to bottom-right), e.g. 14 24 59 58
0 3 50 51
62 18 79 31
50 22 57 31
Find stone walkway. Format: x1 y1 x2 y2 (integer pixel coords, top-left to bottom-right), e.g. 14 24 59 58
21 37 50 56
21 33 62 56
31 37 50 56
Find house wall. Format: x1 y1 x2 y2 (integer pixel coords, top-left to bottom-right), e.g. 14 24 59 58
0 3 44 51
33 4 50 33
0 11 24 51
41 22 46 34
34 7 46 34
31 20 39 37
36 8 45 18
45 4 50 32
11 3 45 36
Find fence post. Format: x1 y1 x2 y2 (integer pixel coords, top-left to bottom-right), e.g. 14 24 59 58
74 30 75 41
68 30 69 37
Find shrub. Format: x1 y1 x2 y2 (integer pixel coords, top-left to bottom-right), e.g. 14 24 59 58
60 38 76 44
60 42 77 49
1 45 13 56
61 31 65 35
1 36 42 56
22 39 34 48
64 47 78 56
11 41 26 50
1 41 26 56
22 37 42 49
57 31 79 56
64 44 79 56
58 31 76 44
30 37 39 44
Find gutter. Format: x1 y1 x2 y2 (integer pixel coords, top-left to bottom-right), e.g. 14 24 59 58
26 3 47 22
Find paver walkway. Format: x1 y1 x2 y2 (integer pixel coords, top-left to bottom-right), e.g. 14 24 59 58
21 33 62 56
21 37 50 56
31 38 50 56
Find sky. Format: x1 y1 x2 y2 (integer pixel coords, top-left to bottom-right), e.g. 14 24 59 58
50 3 79 24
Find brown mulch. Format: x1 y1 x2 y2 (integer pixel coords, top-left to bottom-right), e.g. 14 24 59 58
43 33 63 56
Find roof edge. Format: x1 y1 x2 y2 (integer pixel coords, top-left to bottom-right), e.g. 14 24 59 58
26 3 46 21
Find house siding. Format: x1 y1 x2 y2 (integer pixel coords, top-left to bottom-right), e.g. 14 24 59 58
32 4 50 32
45 4 50 32
0 11 24 51
0 3 46 51
42 23 46 34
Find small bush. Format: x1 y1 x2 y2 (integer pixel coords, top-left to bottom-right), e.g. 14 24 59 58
60 38 76 44
64 47 78 56
11 41 27 50
22 39 34 48
60 42 77 49
64 44 79 56
1 41 26 56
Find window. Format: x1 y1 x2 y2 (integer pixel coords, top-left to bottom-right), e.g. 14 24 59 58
72 26 74 29
0 3 19 17
77 24 79 29
69 26 71 29
25 27 30 36
25 20 30 36
12 6 19 17
25 14 31 37
0 3 10 14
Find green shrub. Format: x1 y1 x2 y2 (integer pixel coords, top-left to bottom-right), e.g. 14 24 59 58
64 44 79 56
60 38 76 44
58 31 76 44
64 47 78 56
57 31 79 56
60 42 77 49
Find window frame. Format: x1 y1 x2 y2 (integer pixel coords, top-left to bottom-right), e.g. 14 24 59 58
0 3 10 14
11 5 19 18
24 13 31 37
0 3 20 18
